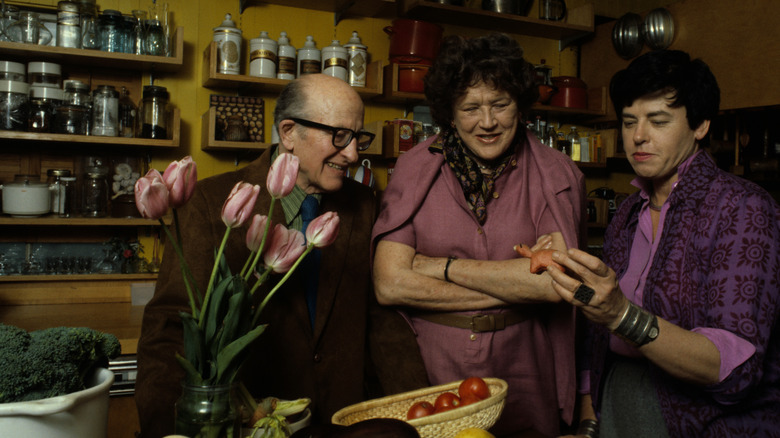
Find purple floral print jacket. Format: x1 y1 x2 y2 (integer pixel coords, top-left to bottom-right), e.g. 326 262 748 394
588 152 780 437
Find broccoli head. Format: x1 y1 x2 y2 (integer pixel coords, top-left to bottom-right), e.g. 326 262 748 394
0 324 121 403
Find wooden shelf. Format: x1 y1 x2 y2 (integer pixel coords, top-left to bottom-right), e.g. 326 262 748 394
0 108 181 149
0 273 157 282
0 27 184 73
238 0 396 18
202 42 383 98
0 215 170 226
380 63 426 104
398 1 594 46
201 107 270 152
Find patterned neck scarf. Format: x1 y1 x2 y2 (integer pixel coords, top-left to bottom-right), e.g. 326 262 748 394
429 129 516 224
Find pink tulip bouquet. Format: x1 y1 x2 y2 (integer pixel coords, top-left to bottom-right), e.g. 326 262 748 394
134 154 339 388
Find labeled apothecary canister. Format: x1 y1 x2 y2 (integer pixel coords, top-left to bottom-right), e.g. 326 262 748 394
213 14 242 75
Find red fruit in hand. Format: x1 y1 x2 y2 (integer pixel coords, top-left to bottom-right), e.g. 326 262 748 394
433 392 461 413
406 401 435 420
514 244 564 274
458 376 491 402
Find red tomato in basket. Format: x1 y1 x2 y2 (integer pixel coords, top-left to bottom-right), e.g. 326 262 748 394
458 377 490 403
406 401 435 420
433 392 461 413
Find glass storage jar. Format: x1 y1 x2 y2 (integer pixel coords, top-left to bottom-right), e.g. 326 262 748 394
0 79 29 131
81 165 109 217
27 61 62 88
28 85 63 132
118 86 136 138
91 84 118 136
56 1 81 48
58 176 77 217
139 85 169 139
97 9 123 52
0 60 25 81
47 169 71 214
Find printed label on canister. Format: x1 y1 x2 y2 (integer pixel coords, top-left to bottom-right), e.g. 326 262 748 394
278 56 295 75
250 49 278 63
299 59 321 74
348 52 366 87
323 57 348 69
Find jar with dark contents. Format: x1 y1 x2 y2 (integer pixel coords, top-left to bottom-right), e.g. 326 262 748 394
28 86 63 132
0 80 29 131
140 85 169 139
118 86 136 137
81 164 109 217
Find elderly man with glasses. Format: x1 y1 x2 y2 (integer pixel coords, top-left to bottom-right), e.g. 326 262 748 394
135 74 428 438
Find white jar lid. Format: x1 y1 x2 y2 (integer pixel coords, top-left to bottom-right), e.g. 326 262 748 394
30 85 64 100
0 60 25 75
0 80 30 94
27 61 62 75
63 79 89 91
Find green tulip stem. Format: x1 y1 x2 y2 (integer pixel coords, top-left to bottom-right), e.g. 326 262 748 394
159 218 199 317
252 243 314 326
241 198 277 281
200 227 232 328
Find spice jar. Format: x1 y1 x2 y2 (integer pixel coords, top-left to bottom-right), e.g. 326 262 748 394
28 85 63 132
47 169 71 214
97 9 123 52
91 84 119 136
81 164 109 217
0 79 30 131
56 1 81 48
139 85 169 139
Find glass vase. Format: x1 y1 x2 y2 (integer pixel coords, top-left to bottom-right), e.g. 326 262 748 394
175 382 241 438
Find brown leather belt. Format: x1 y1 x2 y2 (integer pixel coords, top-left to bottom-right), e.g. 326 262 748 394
413 308 537 333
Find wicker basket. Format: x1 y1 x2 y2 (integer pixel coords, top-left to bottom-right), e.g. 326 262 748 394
331 378 507 438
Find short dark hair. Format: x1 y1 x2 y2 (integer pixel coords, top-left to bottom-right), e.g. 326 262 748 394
423 33 538 129
609 50 720 131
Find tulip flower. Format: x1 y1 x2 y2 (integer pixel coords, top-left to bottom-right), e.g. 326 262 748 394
264 224 306 273
245 214 269 252
134 169 170 220
267 153 299 199
221 182 261 228
305 211 340 248
162 156 198 208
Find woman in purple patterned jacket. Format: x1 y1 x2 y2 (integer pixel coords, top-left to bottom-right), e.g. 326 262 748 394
548 50 780 438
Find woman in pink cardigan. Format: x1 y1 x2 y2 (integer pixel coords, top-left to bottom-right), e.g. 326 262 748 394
371 33 587 437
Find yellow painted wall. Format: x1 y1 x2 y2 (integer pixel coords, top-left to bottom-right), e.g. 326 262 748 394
19 0 576 188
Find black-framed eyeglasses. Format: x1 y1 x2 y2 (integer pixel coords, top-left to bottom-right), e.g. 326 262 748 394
288 117 375 151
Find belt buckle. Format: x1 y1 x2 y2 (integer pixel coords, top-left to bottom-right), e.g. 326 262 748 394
470 314 505 333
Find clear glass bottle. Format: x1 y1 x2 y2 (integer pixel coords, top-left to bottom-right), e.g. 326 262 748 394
139 85 169 139
91 85 119 136
118 86 136 138
567 126 581 161
80 13 99 49
130 10 146 55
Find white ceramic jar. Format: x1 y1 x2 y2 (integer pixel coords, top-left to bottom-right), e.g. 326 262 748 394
343 31 368 87
296 35 320 77
276 31 296 80
249 30 277 78
321 39 348 82
212 14 242 75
